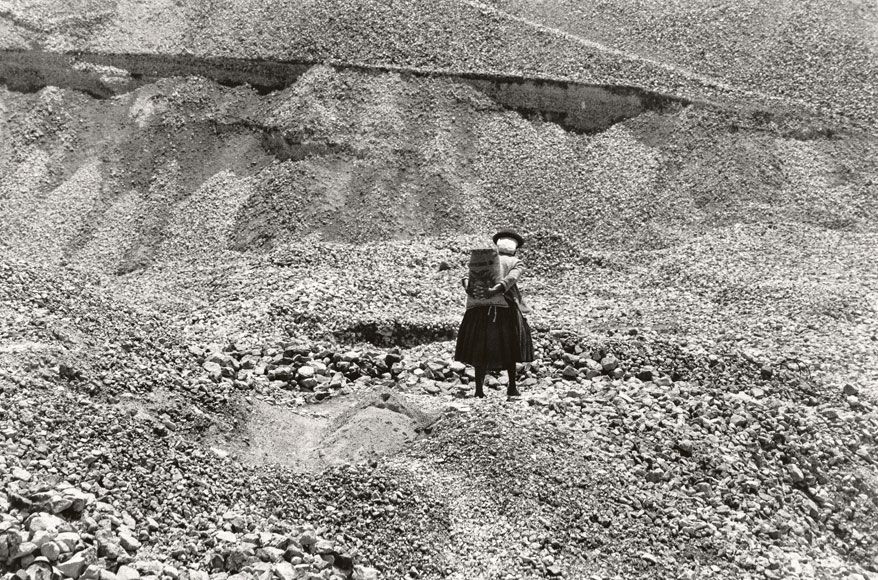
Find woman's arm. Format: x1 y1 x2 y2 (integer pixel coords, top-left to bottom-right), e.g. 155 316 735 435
499 258 523 291
485 259 524 297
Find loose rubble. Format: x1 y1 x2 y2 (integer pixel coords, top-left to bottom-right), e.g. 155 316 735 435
0 476 380 580
3 318 876 578
0 5 876 578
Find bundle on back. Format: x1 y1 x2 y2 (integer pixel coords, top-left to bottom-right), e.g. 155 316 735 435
466 248 508 307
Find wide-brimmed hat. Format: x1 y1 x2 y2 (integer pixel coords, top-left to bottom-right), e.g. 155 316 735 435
492 229 525 248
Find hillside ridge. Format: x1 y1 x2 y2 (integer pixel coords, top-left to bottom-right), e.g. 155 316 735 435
2 0 875 126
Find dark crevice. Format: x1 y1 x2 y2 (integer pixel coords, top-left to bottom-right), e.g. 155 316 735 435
334 321 457 348
1 49 691 134
0 64 114 99
261 129 365 162
213 76 278 97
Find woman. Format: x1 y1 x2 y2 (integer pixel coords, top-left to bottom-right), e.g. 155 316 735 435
455 230 534 399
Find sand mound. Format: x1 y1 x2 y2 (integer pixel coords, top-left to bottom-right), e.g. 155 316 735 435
230 390 438 472
318 405 419 466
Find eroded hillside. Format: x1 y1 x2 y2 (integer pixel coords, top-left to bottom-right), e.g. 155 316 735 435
1 63 874 269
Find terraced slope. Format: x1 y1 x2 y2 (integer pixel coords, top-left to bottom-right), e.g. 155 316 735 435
2 0 876 124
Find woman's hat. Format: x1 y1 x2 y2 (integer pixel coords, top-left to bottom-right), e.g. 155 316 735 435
492 229 525 248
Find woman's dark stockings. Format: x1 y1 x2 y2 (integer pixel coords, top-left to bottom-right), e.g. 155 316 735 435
474 366 520 398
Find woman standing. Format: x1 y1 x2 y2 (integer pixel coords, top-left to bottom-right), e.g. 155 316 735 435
455 230 534 399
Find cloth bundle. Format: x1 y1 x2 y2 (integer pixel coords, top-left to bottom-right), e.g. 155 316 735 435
465 247 508 307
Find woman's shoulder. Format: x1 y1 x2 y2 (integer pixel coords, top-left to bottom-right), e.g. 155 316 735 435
499 255 523 279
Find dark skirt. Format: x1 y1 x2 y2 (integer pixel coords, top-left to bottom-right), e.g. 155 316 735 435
455 301 534 371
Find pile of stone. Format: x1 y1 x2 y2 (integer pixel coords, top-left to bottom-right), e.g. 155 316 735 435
191 343 404 404
1 476 145 580
414 365 878 578
393 333 692 397
518 364 878 575
1 474 380 580
198 519 378 580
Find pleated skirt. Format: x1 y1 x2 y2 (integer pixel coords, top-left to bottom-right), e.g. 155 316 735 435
454 301 534 371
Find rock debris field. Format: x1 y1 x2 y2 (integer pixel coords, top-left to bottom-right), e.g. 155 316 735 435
1 2 878 579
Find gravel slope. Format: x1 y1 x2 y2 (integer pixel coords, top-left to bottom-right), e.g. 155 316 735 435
477 0 878 124
1 0 876 124
1 72 874 263
0 69 876 389
1 4 877 579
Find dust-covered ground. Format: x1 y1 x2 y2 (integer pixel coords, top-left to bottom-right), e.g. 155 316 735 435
1 6 878 580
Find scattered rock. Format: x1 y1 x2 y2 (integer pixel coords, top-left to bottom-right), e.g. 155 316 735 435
600 355 618 373
729 413 748 428
787 464 806 484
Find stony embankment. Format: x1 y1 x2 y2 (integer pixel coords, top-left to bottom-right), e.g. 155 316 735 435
0 473 381 580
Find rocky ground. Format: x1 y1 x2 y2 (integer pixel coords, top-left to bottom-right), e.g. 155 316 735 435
2 225 877 580
2 3 878 579
2 275 878 579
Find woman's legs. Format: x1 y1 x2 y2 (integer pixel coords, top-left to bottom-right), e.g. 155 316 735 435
474 367 487 397
474 366 519 398
506 365 520 398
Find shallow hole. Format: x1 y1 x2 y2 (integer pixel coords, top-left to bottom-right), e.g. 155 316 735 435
334 320 456 347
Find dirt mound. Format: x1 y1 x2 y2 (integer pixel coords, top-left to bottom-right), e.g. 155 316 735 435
1 67 874 278
230 390 439 472
229 399 332 471
318 405 420 467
